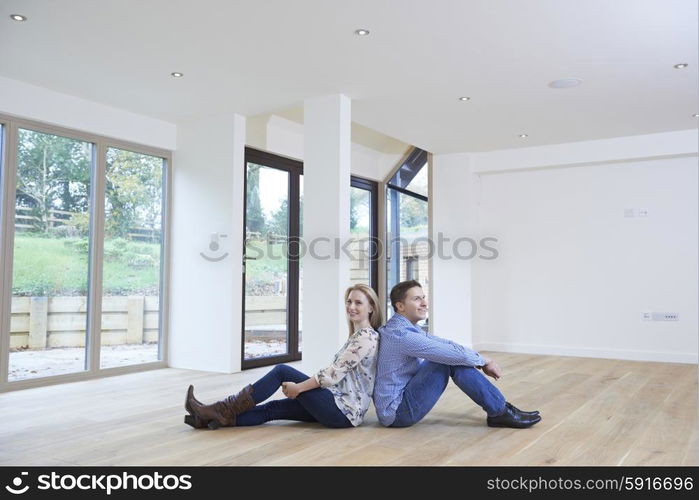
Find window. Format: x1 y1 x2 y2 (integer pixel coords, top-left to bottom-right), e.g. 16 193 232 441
350 176 379 291
386 148 429 327
9 128 94 381
242 148 302 368
100 147 166 368
0 116 170 390
241 150 380 369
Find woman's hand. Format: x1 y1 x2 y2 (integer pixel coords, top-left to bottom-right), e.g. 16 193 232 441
281 381 302 399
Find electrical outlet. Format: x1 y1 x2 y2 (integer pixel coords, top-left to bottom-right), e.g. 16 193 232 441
641 312 679 321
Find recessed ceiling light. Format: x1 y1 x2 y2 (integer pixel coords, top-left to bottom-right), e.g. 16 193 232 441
10 14 27 21
354 29 370 36
458 96 471 101
171 72 183 78
548 77 583 89
519 134 528 138
674 63 688 69
693 113 699 118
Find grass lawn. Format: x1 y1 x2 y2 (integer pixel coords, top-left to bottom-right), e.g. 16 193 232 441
12 233 161 296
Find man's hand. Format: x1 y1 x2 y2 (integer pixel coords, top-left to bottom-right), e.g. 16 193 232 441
480 358 502 380
281 381 301 399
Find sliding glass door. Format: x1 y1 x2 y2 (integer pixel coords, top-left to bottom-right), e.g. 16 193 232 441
241 150 380 369
0 116 170 389
242 148 302 369
100 147 165 369
9 128 94 381
350 177 379 291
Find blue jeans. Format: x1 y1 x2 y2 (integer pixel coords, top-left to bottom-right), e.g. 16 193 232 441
390 360 507 427
236 364 352 428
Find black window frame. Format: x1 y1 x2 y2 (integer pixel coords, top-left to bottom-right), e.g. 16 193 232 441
242 148 303 370
350 175 380 294
386 148 429 329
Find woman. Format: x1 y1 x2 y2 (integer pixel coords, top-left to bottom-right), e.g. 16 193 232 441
185 283 383 429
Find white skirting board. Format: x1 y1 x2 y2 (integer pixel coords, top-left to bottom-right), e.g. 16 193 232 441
473 342 698 364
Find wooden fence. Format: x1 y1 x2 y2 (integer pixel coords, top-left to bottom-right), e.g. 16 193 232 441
10 296 160 349
15 206 160 242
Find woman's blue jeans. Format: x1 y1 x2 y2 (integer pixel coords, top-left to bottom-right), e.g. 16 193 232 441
236 364 352 428
390 360 507 427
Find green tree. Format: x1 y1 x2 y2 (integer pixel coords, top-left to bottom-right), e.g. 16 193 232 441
246 164 266 234
350 188 362 231
104 148 163 239
399 194 428 228
268 199 288 236
16 130 91 233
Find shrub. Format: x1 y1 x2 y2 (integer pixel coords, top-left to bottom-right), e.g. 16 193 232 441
48 225 81 238
112 238 128 250
125 252 156 268
70 212 91 236
130 243 156 256
104 239 128 261
72 239 90 253
15 279 54 297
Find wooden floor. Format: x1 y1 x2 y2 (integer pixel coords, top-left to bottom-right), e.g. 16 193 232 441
0 352 696 466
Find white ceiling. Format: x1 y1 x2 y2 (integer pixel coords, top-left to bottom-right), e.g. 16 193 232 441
1 0 697 153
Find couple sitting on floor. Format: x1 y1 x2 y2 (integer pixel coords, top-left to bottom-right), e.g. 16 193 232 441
184 280 541 430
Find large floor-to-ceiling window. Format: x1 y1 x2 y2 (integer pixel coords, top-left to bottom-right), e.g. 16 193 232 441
242 148 380 369
100 147 166 369
386 148 429 327
0 116 170 390
242 148 302 368
350 177 379 290
9 128 94 381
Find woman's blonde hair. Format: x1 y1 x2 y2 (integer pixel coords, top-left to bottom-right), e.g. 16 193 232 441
344 283 384 336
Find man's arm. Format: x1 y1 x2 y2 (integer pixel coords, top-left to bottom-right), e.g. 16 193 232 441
399 327 487 367
477 355 502 380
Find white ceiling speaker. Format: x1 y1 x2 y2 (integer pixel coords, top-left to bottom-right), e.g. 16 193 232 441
548 77 584 89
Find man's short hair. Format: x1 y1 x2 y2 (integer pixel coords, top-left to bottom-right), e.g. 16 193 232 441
390 280 422 310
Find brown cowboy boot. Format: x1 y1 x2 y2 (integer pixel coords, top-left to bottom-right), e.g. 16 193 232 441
184 384 255 430
184 385 207 428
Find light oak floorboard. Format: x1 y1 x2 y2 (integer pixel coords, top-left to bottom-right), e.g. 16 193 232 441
0 353 695 466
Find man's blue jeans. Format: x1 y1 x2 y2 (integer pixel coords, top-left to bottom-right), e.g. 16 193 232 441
390 360 507 427
236 364 352 428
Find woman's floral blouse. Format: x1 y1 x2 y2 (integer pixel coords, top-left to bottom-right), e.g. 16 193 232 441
314 327 379 426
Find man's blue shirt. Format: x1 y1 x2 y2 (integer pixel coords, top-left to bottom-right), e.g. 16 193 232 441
373 313 487 426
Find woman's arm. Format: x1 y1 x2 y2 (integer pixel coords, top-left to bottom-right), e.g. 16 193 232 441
281 377 320 399
282 329 378 398
314 328 378 388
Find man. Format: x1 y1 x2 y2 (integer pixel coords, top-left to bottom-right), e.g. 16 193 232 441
373 280 541 428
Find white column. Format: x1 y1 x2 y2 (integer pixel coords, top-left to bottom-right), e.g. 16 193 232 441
302 94 352 370
430 152 479 347
169 113 245 373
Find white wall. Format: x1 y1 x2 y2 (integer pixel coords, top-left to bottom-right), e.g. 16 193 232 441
467 133 698 363
0 76 176 150
169 114 245 372
245 113 402 181
430 152 480 347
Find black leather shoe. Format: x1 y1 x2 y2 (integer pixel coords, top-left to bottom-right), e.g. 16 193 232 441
487 404 541 428
506 401 540 417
